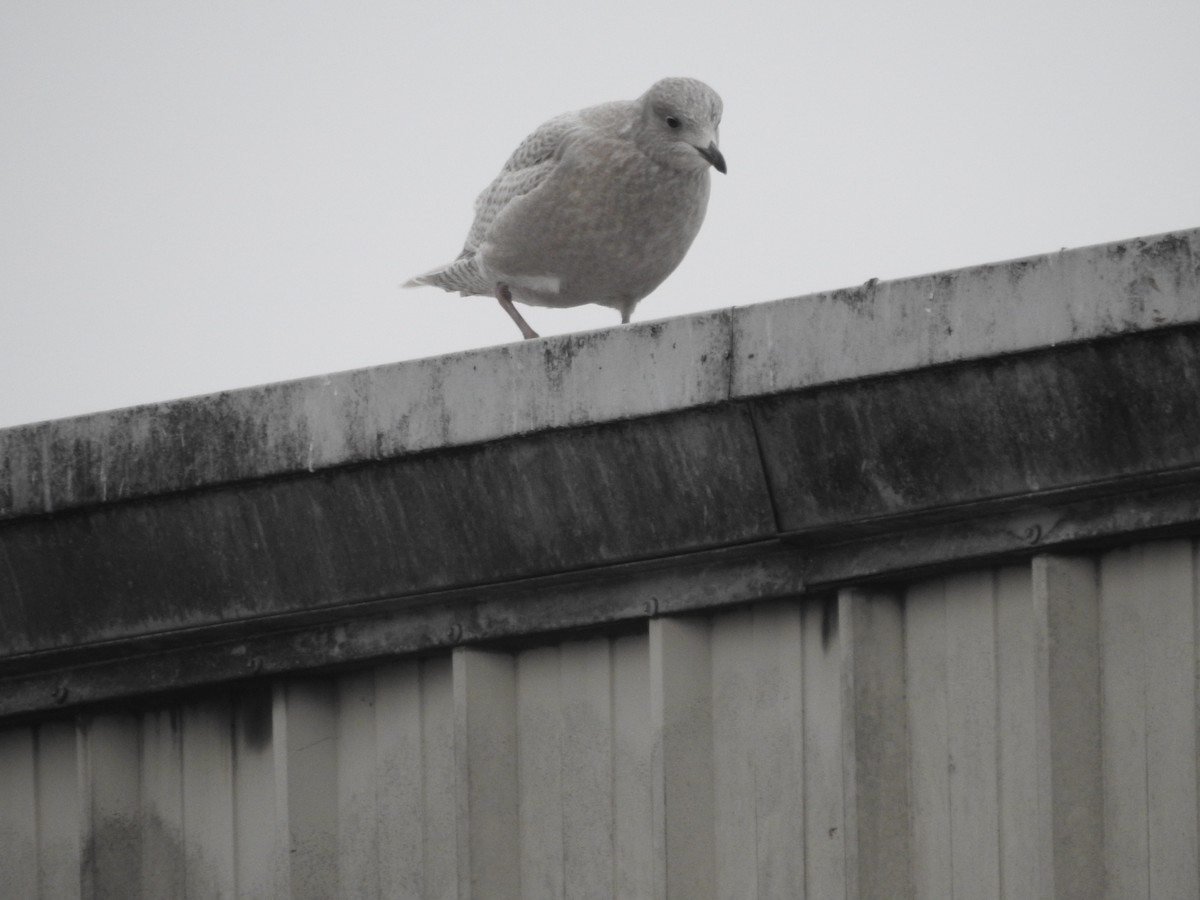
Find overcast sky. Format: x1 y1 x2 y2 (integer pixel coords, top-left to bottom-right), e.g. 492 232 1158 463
2 1 1197 429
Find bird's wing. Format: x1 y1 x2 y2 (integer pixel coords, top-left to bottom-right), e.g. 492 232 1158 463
464 112 581 253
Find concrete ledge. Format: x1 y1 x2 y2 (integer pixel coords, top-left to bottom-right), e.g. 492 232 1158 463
0 313 733 519
1 228 1196 520
1 227 1199 714
734 228 1200 396
0 407 773 657
757 327 1200 529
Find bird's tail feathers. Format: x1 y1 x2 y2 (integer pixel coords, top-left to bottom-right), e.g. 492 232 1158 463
402 265 449 289
402 255 485 296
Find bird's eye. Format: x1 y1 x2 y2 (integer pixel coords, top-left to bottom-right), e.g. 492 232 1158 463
665 115 681 129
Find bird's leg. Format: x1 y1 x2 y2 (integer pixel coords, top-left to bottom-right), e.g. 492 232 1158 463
495 283 539 339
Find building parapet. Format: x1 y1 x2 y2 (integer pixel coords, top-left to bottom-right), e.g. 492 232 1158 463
0 228 1197 717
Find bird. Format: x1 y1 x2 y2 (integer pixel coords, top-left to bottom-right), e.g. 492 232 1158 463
404 77 726 340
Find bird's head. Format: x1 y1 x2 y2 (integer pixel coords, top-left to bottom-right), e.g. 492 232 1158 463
635 77 726 175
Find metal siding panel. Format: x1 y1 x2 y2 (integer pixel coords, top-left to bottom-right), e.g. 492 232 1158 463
280 680 338 900
181 697 237 899
140 708 185 898
612 632 652 900
336 671 380 900
232 685 281 900
373 659 425 899
751 601 806 899
711 607 759 900
560 638 616 900
453 648 519 900
840 587 911 900
36 720 82 900
943 572 1002 898
905 579 953 900
1101 546 1152 900
994 564 1038 900
802 597 846 897
0 726 38 898
1032 555 1105 900
516 645 564 900
15 549 1200 899
707 603 811 898
1141 541 1199 898
420 657 458 900
80 713 142 899
650 616 716 900
1195 541 1200 900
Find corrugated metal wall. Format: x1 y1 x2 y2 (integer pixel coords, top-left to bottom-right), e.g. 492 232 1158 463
2 539 1198 898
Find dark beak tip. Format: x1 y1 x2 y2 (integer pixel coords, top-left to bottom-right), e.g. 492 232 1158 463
701 143 727 174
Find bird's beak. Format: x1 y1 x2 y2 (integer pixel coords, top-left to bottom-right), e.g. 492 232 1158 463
697 142 727 174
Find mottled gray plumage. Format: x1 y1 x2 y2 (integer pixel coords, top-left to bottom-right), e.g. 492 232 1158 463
405 77 726 339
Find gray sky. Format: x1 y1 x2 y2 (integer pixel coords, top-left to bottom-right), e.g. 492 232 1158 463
2 1 1197 429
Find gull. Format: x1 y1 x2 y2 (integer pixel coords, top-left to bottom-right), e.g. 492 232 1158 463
405 77 726 339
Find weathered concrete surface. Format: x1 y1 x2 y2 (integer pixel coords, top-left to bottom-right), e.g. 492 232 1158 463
0 311 733 519
1 227 1199 704
1 228 1196 520
733 228 1200 397
0 408 772 656
754 327 1200 530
